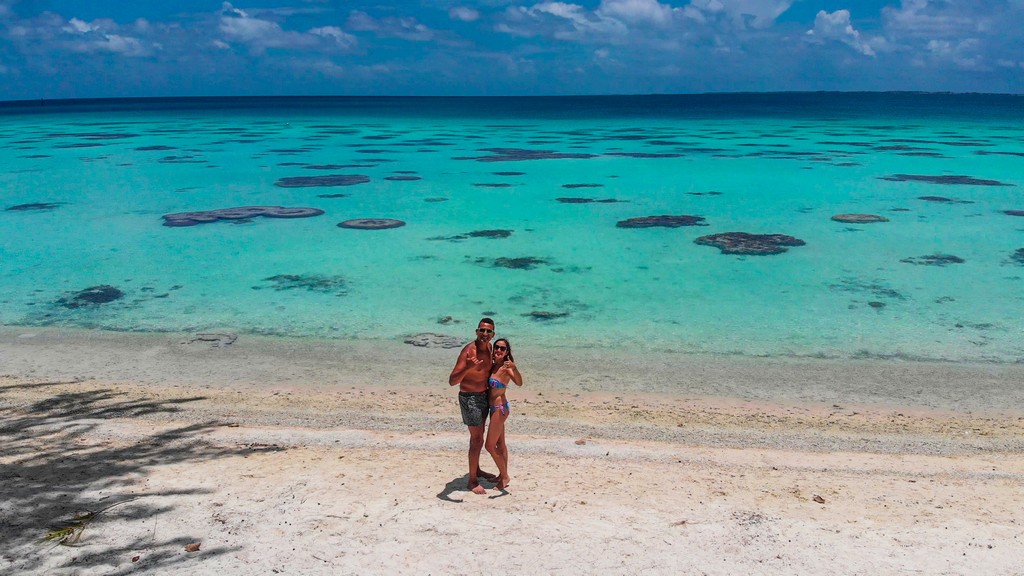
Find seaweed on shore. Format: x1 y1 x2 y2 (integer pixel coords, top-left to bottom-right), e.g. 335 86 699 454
42 497 142 546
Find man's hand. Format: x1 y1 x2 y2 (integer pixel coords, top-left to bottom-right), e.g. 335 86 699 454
467 349 484 366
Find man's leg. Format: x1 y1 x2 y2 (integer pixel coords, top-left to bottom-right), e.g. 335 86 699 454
467 425 487 494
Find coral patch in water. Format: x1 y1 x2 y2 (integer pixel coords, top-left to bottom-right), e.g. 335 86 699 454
163 206 324 227
695 232 806 255
337 218 406 230
617 215 707 228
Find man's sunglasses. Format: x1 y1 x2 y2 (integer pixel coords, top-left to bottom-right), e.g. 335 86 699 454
476 328 494 334
494 345 508 351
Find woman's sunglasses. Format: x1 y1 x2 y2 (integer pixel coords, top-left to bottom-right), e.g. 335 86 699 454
494 345 508 351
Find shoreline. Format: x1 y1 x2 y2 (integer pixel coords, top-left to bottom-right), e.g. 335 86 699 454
3 325 1024 415
3 326 1024 574
3 324 1024 458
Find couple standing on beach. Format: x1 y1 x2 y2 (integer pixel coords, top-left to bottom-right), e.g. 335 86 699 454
448 317 524 494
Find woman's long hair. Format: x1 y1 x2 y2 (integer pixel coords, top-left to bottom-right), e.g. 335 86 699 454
491 338 514 370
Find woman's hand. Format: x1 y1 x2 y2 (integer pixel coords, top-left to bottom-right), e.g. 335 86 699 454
504 360 523 386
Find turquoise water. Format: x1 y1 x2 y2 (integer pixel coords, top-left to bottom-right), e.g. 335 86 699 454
1 95 1022 362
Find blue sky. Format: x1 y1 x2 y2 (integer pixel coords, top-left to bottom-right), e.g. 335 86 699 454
1 0 1022 99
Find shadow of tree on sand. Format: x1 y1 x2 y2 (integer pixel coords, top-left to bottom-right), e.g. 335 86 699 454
0 380 277 574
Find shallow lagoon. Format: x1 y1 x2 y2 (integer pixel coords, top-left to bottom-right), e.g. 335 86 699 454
1 94 1022 362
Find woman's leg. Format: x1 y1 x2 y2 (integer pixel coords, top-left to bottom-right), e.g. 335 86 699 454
495 429 510 489
485 409 508 487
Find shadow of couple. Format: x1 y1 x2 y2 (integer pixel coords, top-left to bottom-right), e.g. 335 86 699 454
436 474 508 502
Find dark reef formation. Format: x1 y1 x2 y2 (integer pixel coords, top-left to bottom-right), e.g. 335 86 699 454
556 198 623 204
6 202 65 212
460 148 598 162
617 215 707 228
337 218 406 230
523 310 570 321
468 256 549 270
430 229 513 242
254 274 347 295
879 174 1013 186
900 254 965 266
303 164 375 170
829 278 904 300
604 152 683 159
404 333 464 348
163 206 324 227
58 285 124 308
494 257 548 269
275 175 370 187
695 232 806 255
918 196 973 204
831 214 889 223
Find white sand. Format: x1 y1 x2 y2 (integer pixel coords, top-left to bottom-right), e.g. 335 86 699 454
1 327 1023 575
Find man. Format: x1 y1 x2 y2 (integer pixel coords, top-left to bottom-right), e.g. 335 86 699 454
449 317 499 494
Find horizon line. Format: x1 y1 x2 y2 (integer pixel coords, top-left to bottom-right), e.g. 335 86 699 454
2 90 1022 107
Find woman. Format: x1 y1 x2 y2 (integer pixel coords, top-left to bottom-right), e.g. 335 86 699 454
485 338 523 491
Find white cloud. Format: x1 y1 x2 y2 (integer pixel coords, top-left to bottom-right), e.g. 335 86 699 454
102 34 148 56
346 10 377 31
63 18 97 34
221 2 247 19
309 26 357 48
926 38 985 70
598 0 676 27
345 10 435 41
882 0 981 38
807 10 875 57
685 0 795 29
303 58 347 78
449 7 481 22
219 3 356 52
877 1 1021 71
58 16 152 57
532 2 589 22
219 14 284 45
497 2 636 41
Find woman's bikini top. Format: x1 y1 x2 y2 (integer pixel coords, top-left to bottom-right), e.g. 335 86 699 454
488 377 507 390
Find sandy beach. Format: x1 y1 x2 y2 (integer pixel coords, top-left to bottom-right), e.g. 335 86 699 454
2 327 1023 575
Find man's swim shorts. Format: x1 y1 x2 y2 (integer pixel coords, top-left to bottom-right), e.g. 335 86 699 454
459 391 489 427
